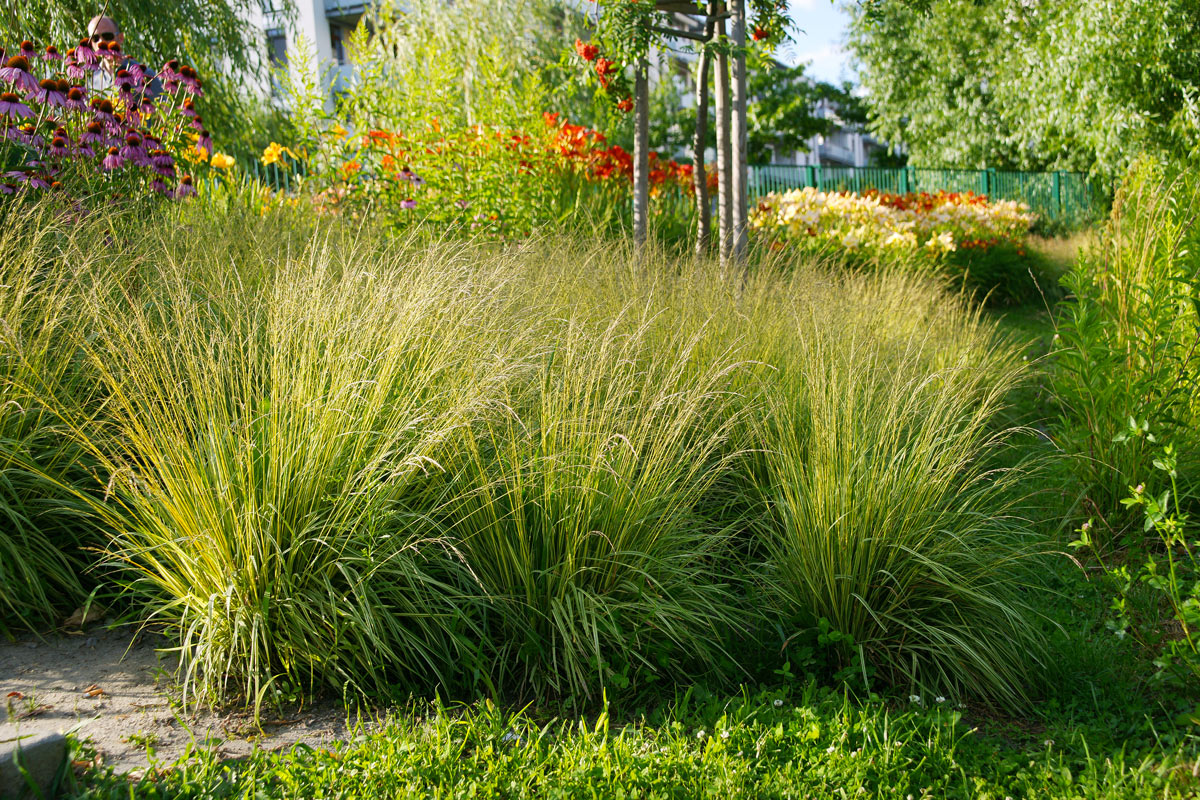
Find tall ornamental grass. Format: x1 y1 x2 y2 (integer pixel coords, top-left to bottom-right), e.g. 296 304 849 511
5 200 1047 710
436 306 748 699
76 228 529 707
0 205 100 636
744 269 1044 707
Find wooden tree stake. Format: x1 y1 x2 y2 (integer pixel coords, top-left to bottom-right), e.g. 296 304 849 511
715 13 733 267
693 13 716 257
633 55 650 249
731 0 749 262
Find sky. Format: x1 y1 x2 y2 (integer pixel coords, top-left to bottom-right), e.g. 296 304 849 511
781 0 854 86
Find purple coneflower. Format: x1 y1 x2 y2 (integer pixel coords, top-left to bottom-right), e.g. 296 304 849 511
149 148 173 170
0 56 38 93
139 98 155 116
90 97 115 124
48 135 69 158
151 177 170 195
27 173 51 190
0 91 32 119
120 133 148 165
79 120 105 145
197 129 212 154
65 59 88 80
72 39 98 66
43 45 62 62
101 146 123 171
176 174 196 198
179 65 201 96
125 62 146 83
64 86 87 112
160 59 181 82
190 115 204 131
15 124 41 148
400 198 417 210
33 79 66 108
0 183 14 195
180 99 197 119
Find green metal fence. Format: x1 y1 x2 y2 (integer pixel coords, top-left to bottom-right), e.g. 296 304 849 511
748 165 1099 223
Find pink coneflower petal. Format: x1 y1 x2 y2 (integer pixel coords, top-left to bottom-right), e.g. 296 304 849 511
101 146 123 170
72 39 98 66
79 120 105 144
64 86 87 112
43 45 62 61
0 57 38 92
0 92 33 119
175 174 196 198
197 130 212 154
151 177 170 195
0 183 14 195
48 135 69 157
33 79 66 108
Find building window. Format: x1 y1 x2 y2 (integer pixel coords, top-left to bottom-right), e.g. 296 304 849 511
331 26 347 66
267 29 287 67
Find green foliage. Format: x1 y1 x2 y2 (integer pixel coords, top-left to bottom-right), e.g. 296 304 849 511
848 0 1200 184
71 688 1200 799
745 267 1047 708
1071 430 1200 690
943 239 1063 306
1051 158 1200 531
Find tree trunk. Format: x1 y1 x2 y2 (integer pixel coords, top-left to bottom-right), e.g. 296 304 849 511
731 0 749 263
715 14 733 267
633 56 650 250
693 15 715 258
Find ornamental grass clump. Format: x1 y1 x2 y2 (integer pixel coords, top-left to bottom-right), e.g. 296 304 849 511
0 203 100 635
735 265 1046 708
74 228 531 708
435 298 749 700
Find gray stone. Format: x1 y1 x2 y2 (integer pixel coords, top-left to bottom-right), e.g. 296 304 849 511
0 733 67 800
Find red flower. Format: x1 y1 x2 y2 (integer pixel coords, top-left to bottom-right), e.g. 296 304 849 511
574 38 600 62
594 58 617 89
752 26 769 41
616 96 633 113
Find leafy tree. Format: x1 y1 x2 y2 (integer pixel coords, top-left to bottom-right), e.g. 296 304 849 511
847 0 1200 183
639 50 863 163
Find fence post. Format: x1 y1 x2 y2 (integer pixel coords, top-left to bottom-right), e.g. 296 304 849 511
979 169 988 196
1053 171 1062 217
804 165 815 189
815 165 823 192
899 167 909 195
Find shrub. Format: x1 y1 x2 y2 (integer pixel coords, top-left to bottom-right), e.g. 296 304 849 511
3 198 1047 709
74 228 528 707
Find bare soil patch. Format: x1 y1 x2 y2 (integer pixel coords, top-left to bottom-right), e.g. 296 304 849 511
0 621 360 774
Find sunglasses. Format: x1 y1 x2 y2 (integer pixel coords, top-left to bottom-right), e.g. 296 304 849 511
91 31 116 42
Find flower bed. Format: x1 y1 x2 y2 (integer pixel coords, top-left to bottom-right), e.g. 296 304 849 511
259 114 696 237
751 187 1034 255
0 39 209 204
